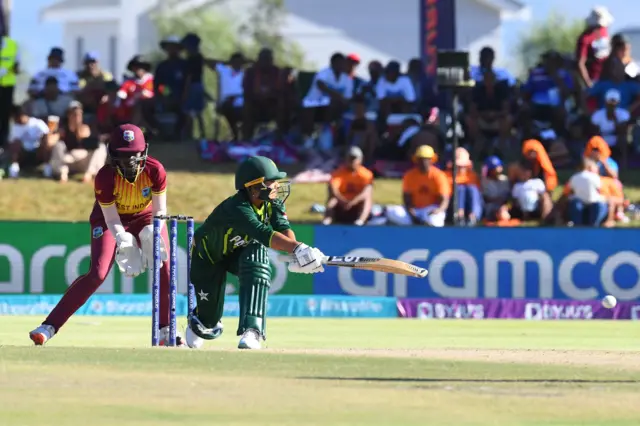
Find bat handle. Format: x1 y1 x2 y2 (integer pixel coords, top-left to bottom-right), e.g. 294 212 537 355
276 254 329 264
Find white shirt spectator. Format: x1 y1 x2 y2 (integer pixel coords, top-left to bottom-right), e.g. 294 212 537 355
216 63 244 107
376 76 416 102
569 170 603 203
590 107 630 146
512 178 546 212
303 67 353 107
9 117 50 151
32 68 79 93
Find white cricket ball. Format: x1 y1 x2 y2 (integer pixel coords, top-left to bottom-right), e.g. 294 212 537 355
602 295 617 309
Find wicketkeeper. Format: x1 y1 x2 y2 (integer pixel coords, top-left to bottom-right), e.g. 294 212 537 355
186 156 325 349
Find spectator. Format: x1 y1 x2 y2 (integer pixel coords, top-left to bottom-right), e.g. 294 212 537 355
589 59 640 112
385 145 450 227
153 36 187 138
48 101 107 183
600 174 625 227
359 60 383 111
346 53 365 94
584 135 619 179
375 116 436 162
445 147 483 225
509 161 552 222
116 55 154 128
576 6 613 88
346 95 379 163
470 47 516 86
181 33 206 139
209 52 246 141
76 52 114 113
95 81 123 135
465 69 512 156
243 48 292 140
322 146 374 226
301 53 353 143
32 47 79 94
0 30 19 148
607 34 639 81
6 105 53 178
377 60 416 121
521 51 574 136
566 158 608 226
520 138 558 192
589 89 630 165
26 76 73 121
481 155 511 220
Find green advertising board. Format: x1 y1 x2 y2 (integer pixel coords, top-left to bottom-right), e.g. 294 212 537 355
0 221 314 295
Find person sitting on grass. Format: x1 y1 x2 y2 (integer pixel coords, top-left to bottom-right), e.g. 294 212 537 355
584 135 619 179
600 173 626 227
444 147 483 226
518 138 558 192
322 146 374 226
481 155 511 221
509 161 552 223
6 105 54 179
385 145 450 227
564 158 608 226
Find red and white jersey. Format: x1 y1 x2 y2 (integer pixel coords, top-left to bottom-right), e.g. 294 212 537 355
117 73 154 107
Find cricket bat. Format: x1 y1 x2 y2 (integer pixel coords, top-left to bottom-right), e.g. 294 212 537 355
278 255 428 278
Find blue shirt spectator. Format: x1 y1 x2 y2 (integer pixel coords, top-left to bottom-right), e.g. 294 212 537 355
523 66 574 106
154 36 187 99
588 80 640 109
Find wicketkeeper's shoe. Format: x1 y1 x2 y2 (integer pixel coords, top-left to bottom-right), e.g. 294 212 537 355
29 324 55 346
158 326 186 347
238 329 262 350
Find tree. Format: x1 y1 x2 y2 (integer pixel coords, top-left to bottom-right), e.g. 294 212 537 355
151 1 308 69
515 13 585 74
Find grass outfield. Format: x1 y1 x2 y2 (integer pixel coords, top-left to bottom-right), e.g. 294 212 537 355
1 317 640 425
2 142 640 223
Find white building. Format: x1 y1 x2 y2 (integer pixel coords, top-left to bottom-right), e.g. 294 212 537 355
40 0 529 78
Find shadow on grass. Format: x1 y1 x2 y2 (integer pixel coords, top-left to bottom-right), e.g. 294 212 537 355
300 376 640 384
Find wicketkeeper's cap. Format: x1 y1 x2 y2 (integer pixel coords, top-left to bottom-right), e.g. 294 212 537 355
109 124 146 154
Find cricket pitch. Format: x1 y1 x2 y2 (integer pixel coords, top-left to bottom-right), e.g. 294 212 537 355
1 317 639 425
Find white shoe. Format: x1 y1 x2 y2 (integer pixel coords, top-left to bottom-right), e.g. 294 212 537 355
186 325 205 349
29 324 55 346
159 326 185 347
238 329 262 350
8 162 19 178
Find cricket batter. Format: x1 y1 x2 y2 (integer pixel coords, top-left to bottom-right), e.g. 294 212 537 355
186 156 325 350
29 124 180 346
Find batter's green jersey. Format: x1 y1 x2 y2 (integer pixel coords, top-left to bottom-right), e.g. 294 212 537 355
193 191 291 264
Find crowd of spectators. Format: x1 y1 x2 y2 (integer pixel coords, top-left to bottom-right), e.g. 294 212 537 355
1 6 637 227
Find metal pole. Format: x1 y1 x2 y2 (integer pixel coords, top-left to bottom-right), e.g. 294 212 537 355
451 91 460 226
0 0 11 36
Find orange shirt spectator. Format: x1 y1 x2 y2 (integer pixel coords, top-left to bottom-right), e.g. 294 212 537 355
386 145 450 227
522 139 558 191
403 163 450 208
330 164 374 201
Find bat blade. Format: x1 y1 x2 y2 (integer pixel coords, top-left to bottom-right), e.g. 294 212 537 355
277 254 428 278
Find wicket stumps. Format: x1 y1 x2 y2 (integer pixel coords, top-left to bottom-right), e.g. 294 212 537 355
152 214 195 347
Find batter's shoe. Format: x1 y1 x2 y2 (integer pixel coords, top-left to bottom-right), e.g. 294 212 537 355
238 329 262 350
186 318 224 349
158 326 186 347
29 324 55 346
